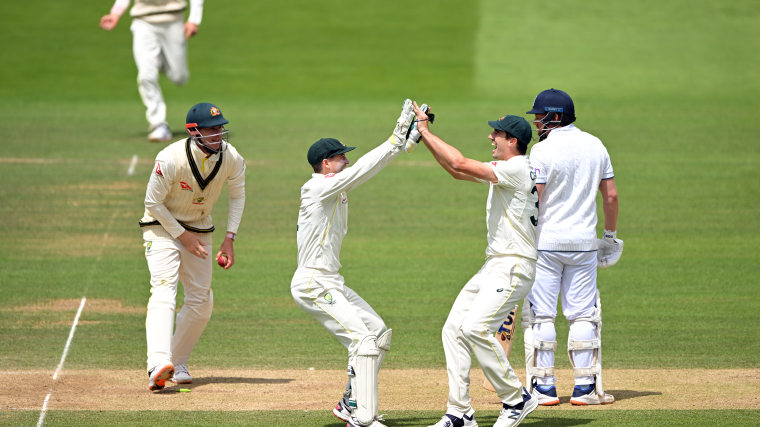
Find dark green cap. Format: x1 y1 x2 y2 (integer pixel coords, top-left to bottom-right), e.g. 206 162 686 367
487 115 532 145
185 103 229 130
307 138 356 166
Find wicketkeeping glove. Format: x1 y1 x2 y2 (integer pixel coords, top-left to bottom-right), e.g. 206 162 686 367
391 99 415 147
405 104 431 154
597 230 624 268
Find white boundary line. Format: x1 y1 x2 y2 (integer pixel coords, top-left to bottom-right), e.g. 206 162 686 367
37 297 86 427
127 154 138 176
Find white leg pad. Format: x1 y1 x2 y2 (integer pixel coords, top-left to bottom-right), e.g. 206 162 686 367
522 299 557 392
353 335 379 425
376 329 392 370
567 290 612 402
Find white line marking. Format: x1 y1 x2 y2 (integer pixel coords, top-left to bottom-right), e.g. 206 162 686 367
127 154 138 176
38 297 86 426
53 297 86 381
36 394 51 427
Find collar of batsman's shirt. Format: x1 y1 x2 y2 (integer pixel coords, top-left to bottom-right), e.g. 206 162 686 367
191 141 220 173
547 123 578 138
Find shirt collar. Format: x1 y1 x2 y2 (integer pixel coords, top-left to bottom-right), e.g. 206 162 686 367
548 123 578 138
190 140 220 162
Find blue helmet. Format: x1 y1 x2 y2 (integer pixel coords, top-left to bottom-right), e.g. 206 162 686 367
526 88 575 116
527 89 576 141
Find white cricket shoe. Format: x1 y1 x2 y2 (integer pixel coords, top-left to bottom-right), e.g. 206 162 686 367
494 388 538 427
532 382 560 406
148 124 172 142
569 383 614 405
333 398 351 422
147 363 174 391
428 413 478 427
171 364 192 384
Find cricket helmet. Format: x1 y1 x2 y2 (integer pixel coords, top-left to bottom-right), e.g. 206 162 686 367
526 89 576 141
185 103 230 154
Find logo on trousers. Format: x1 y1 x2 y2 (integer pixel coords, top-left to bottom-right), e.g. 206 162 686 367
324 292 335 305
145 241 152 252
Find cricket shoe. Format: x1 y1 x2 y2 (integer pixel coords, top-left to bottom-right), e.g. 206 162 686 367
148 124 172 142
147 363 174 391
493 388 538 427
171 364 192 384
569 383 615 405
532 382 560 406
333 398 351 422
427 413 478 427
346 415 386 427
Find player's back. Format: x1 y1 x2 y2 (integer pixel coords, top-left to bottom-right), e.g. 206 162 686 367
529 124 614 252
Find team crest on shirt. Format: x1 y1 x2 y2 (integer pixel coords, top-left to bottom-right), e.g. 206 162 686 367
154 163 163 176
324 293 335 305
192 197 205 205
180 181 193 191
210 107 221 116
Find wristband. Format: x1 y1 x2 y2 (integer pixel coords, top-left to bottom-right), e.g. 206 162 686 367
226 232 236 241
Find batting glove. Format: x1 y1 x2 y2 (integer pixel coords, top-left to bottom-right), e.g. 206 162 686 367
391 99 415 147
597 230 624 268
405 103 430 154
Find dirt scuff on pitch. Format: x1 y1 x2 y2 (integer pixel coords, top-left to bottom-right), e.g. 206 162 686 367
2 369 758 411
12 299 144 314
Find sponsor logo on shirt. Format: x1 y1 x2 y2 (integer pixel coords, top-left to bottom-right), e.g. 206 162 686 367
325 173 335 178
192 197 205 205
154 163 163 176
534 168 541 175
341 192 347 204
491 161 498 166
180 181 193 191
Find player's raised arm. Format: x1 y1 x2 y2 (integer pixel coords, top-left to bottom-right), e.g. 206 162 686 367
413 102 496 183
308 100 417 199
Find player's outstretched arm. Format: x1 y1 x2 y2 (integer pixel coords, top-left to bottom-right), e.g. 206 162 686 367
412 102 497 183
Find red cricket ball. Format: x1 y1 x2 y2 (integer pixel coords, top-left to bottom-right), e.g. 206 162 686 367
217 255 227 268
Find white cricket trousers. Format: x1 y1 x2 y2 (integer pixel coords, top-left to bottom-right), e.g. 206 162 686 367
290 268 387 360
130 18 189 129
144 237 213 371
526 251 598 385
443 255 536 417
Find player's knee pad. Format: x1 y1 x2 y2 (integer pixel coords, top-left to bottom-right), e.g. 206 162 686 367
376 329 392 371
522 300 557 391
567 290 609 396
350 335 379 425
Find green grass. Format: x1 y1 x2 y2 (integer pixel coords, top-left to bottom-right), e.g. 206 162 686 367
1 0 759 425
3 410 760 427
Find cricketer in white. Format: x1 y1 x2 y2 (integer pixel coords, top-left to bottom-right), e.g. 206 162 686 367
414 104 540 427
140 103 245 391
100 0 204 141
291 101 418 427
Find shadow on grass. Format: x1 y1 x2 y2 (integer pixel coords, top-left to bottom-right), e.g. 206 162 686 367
376 415 595 427
160 376 295 392
553 389 662 404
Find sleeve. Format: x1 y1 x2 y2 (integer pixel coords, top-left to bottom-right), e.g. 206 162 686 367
529 148 547 184
188 0 204 25
144 151 187 239
601 147 614 180
110 0 131 16
491 160 525 189
310 138 402 200
226 152 246 234
472 162 496 185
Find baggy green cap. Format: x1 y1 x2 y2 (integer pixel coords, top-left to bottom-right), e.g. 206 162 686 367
307 138 356 166
487 115 533 145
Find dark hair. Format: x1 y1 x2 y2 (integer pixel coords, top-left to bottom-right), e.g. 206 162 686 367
559 113 576 127
312 162 322 173
501 130 528 155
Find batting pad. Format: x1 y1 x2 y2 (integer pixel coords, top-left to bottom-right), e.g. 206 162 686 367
355 335 380 425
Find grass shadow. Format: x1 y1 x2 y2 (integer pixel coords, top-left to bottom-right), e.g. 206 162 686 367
161 376 295 391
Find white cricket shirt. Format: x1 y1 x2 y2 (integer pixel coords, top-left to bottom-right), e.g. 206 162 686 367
296 139 402 273
529 124 614 252
475 155 539 261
